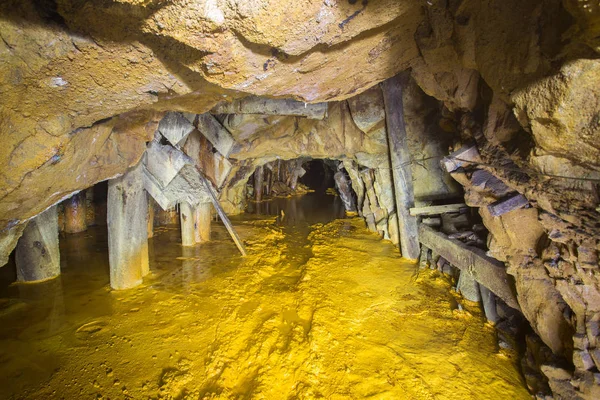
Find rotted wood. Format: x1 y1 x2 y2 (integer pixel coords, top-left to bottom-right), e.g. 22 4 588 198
381 73 420 260
158 112 195 146
418 224 520 310
211 96 328 120
196 113 235 157
254 165 264 202
488 194 529 217
442 145 481 173
409 203 468 217
199 174 247 256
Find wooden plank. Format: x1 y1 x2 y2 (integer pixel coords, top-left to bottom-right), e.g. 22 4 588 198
142 165 174 210
488 194 529 217
196 113 235 157
158 112 195 146
442 145 481 173
211 96 328 120
381 73 420 260
145 141 188 188
214 152 232 189
199 174 247 256
418 224 520 310
409 203 468 216
254 165 264 202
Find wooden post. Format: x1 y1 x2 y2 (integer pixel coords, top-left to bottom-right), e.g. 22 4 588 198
147 194 155 239
179 202 195 246
64 192 87 233
457 271 481 302
480 286 499 324
15 206 60 282
418 246 430 269
107 162 149 290
210 96 328 120
381 73 420 260
255 165 264 202
200 174 247 256
194 203 211 243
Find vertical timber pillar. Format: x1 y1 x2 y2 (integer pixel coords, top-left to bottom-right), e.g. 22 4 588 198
179 202 195 246
194 203 211 243
64 192 87 233
255 165 264 202
15 206 60 282
147 194 155 239
107 162 149 290
381 73 420 260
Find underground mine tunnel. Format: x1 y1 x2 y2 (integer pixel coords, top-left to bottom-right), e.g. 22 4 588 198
0 1 599 399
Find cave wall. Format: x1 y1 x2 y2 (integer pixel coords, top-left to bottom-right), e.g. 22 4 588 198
1 0 600 397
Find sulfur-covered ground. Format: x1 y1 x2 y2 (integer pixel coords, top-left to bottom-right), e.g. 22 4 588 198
0 196 529 399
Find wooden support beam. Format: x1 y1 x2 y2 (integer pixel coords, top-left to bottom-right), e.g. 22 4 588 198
199 174 247 256
143 144 212 211
15 206 60 282
145 141 188 188
107 162 149 290
142 165 173 210
196 113 235 157
418 224 520 310
254 165 264 202
480 286 499 324
158 112 195 146
409 203 468 216
488 194 529 217
457 270 481 302
193 203 211 243
211 96 328 120
147 195 155 239
64 192 87 233
179 202 195 246
442 145 481 173
382 73 420 260
214 152 232 189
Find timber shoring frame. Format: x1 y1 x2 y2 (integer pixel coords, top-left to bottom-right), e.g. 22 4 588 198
418 224 520 311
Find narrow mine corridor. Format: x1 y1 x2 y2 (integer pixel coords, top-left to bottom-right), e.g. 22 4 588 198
1 1 600 399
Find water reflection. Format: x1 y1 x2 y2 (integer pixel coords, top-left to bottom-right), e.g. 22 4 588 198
247 192 346 226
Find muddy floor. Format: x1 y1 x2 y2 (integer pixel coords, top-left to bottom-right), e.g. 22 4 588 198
0 194 529 399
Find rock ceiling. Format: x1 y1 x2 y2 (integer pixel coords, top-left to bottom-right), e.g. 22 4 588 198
0 0 598 233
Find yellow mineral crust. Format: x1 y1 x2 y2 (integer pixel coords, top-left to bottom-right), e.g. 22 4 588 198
0 218 528 399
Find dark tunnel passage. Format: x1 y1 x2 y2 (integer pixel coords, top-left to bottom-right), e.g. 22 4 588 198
298 159 336 193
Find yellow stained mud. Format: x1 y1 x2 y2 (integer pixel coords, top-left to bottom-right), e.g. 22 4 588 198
0 217 529 399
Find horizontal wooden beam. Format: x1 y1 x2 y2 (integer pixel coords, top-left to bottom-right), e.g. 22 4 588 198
418 224 520 310
488 194 529 217
211 96 328 120
442 145 480 173
409 203 467 216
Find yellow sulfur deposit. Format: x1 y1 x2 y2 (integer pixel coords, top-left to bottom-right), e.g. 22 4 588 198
0 214 528 399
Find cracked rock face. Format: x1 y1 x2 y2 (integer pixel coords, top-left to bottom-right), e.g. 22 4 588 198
0 0 422 231
2 2 600 396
